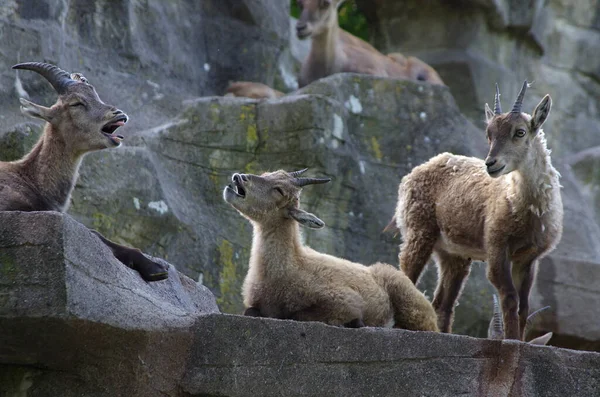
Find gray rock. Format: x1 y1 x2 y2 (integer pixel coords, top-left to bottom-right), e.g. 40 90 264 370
356 0 600 157
0 123 42 162
0 211 218 330
181 315 600 397
0 0 291 134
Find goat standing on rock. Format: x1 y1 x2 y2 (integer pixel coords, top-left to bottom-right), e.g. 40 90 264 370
391 82 563 340
3 62 168 282
223 169 438 331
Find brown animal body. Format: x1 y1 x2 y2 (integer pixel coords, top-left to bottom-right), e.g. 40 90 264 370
223 169 438 331
5 62 168 281
226 0 444 100
392 82 563 339
295 0 444 87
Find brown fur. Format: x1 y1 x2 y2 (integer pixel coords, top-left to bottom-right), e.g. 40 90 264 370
223 169 438 331
225 81 285 100
4 63 169 281
227 0 444 100
392 87 562 339
296 0 444 87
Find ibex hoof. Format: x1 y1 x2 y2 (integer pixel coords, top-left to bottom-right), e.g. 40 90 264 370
137 258 169 282
344 318 365 328
243 307 262 317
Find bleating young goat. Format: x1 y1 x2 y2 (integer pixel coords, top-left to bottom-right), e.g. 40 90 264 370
488 295 553 345
223 169 438 331
391 82 563 339
4 62 168 281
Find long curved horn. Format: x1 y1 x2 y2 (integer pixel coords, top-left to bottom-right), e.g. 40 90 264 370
494 83 502 114
12 62 75 94
511 80 529 114
293 177 331 187
488 294 504 339
290 168 308 177
524 305 551 335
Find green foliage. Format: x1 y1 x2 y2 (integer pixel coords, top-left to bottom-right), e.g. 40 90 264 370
290 0 369 41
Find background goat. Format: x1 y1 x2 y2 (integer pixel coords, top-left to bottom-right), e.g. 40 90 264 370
488 295 553 345
227 0 444 100
223 169 438 331
4 62 168 281
295 0 444 88
391 82 563 339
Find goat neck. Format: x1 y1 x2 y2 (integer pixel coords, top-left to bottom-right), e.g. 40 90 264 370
17 123 83 211
250 219 303 273
308 15 343 79
507 131 559 216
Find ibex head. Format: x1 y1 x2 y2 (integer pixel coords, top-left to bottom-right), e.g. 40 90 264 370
223 169 331 228
13 62 128 153
483 81 552 178
295 0 344 40
488 294 553 345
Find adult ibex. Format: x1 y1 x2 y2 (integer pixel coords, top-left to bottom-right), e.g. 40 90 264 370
4 62 169 281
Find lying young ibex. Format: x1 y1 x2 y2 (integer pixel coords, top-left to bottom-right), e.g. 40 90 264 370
223 169 438 331
5 62 168 281
391 82 563 339
295 0 444 87
227 0 444 100
488 295 553 345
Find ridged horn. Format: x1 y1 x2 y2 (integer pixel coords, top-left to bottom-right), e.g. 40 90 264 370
488 294 504 339
494 83 502 114
524 305 551 335
290 168 308 177
293 177 331 187
511 80 529 114
12 62 75 94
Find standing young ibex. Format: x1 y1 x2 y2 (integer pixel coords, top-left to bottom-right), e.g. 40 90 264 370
224 169 438 331
4 62 168 281
295 0 444 87
391 82 563 339
488 295 553 345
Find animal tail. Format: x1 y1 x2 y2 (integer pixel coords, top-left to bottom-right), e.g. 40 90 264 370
369 263 439 332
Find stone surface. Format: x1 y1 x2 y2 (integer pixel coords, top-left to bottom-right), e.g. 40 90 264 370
0 211 219 330
357 0 600 157
3 211 597 396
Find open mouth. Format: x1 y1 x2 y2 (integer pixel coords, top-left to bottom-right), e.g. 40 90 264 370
488 165 506 176
296 31 312 40
231 177 246 198
101 115 128 144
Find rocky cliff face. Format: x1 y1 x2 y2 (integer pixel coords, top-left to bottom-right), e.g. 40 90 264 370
1 212 599 396
0 0 599 353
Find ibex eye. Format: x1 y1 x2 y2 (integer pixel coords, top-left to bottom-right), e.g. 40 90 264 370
275 187 284 196
515 129 526 137
70 102 85 107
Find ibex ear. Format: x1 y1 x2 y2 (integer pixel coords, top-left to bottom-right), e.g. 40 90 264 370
531 94 551 132
484 103 495 124
19 98 53 122
529 332 553 346
289 208 325 229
